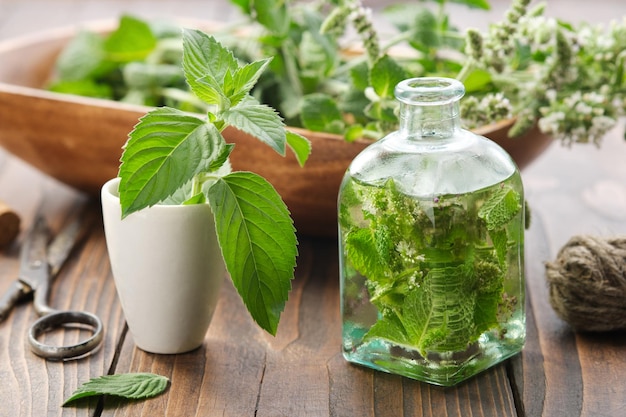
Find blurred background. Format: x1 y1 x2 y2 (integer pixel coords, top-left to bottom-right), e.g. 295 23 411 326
1 0 626 245
1 0 625 41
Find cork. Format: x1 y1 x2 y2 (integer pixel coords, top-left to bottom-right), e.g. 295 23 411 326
0 201 20 248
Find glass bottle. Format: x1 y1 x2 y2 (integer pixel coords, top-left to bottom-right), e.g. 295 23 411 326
338 77 525 386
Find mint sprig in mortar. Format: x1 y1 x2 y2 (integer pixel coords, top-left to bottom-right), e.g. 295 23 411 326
117 28 311 335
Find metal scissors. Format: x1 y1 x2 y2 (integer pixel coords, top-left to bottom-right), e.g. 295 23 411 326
0 212 103 360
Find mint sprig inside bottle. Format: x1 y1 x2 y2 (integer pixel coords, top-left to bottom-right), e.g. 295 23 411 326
338 77 525 387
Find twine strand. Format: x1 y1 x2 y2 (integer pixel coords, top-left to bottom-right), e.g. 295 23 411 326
545 235 626 332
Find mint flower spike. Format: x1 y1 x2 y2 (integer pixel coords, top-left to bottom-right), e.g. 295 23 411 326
479 0 530 71
465 28 484 62
320 5 351 37
118 30 311 336
349 2 381 63
320 0 381 63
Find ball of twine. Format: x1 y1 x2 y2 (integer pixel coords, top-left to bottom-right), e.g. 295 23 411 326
545 235 626 332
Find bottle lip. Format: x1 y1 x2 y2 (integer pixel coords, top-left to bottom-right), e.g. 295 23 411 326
395 77 465 106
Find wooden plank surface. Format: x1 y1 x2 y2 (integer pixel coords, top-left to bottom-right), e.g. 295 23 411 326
104 238 517 417
1 1 626 417
0 158 123 417
518 127 626 417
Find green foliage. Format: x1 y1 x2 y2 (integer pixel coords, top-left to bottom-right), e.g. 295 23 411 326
249 0 290 35
182 30 238 107
340 178 522 355
301 93 344 134
478 186 522 230
119 107 226 217
221 96 287 155
118 30 311 336
104 15 157 63
62 373 169 406
345 228 388 282
54 30 107 81
365 262 480 354
286 130 313 167
208 173 296 335
449 0 491 10
123 62 184 90
49 15 189 106
50 0 626 145
370 55 409 99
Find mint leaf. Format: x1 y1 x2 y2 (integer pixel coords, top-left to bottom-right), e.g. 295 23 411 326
345 228 389 282
488 227 509 266
408 8 440 52
366 311 411 347
230 0 254 15
222 98 287 156
367 263 476 355
54 30 106 81
183 29 237 82
230 58 273 106
450 0 491 10
383 4 421 32
48 79 112 99
192 75 230 108
230 0 251 14
208 172 297 335
473 249 503 333
473 290 500 334
122 62 184 90
208 143 235 172
350 62 370 90
104 15 157 63
364 100 398 123
254 0 290 35
119 107 226 217
370 55 408 99
182 29 237 108
62 373 169 406
183 192 206 205
286 130 312 167
463 69 493 93
299 32 334 77
300 93 344 133
344 125 364 142
478 186 522 230
404 267 460 353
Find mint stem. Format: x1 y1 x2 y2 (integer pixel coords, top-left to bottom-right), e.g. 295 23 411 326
191 174 204 197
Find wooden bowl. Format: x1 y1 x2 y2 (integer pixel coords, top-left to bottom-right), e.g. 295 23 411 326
0 22 553 237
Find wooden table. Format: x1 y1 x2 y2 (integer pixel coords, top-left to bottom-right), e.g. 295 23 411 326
1 1 626 416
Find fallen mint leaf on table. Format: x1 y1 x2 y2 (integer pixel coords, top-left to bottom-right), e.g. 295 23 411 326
62 373 169 406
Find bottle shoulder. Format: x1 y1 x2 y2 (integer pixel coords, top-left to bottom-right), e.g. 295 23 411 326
346 129 520 196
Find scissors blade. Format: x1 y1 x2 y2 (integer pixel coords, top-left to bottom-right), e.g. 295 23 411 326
18 214 50 291
46 213 86 277
0 281 30 322
0 215 49 322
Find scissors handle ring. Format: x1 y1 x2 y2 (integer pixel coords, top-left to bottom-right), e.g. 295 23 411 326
28 311 104 360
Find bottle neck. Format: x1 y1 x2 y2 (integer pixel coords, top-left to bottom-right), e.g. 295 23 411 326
398 101 461 140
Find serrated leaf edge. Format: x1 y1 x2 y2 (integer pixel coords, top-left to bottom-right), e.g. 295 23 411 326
62 373 169 407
